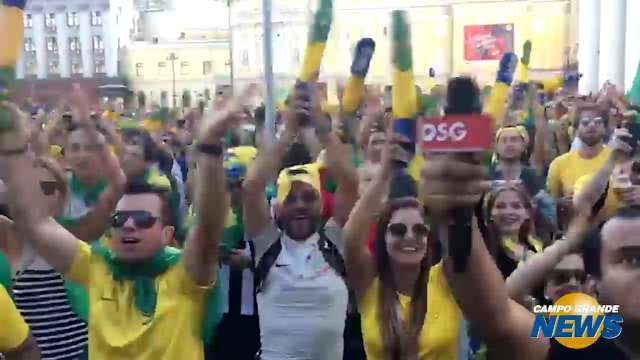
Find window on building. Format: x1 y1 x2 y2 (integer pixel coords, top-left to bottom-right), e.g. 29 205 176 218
24 14 33 29
241 50 249 67
67 12 79 27
48 60 59 74
202 61 212 75
24 38 36 53
93 35 104 53
136 63 144 77
95 60 105 74
45 13 56 29
158 61 168 75
72 63 83 75
180 61 190 75
46 37 58 53
69 37 81 54
91 11 102 26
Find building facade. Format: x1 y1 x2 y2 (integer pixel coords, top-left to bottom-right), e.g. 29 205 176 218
125 2 231 108
126 40 231 107
229 0 578 102
13 0 137 103
17 0 137 79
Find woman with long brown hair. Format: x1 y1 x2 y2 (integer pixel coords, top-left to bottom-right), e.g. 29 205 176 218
484 182 544 278
343 142 463 360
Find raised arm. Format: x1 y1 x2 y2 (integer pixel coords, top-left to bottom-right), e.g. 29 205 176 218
343 142 395 297
573 130 628 216
0 102 80 274
316 128 359 227
182 87 256 286
422 152 549 359
506 216 589 306
242 131 294 238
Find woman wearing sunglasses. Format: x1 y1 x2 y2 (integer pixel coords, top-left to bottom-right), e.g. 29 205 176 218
343 142 462 360
0 156 89 360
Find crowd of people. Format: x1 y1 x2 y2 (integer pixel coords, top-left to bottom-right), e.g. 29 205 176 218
1 34 640 360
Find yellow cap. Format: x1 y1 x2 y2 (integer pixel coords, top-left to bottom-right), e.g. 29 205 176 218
276 163 321 204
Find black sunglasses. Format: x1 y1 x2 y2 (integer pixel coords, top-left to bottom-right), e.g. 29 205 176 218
549 269 587 286
111 211 160 229
40 181 60 196
284 190 319 205
387 223 429 238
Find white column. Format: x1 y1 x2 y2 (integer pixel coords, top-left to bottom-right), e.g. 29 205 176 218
16 52 25 79
625 0 640 92
79 11 93 78
103 9 118 77
33 13 47 79
577 0 600 94
56 12 70 77
599 0 626 89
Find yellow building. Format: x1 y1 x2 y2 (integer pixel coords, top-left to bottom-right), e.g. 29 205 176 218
230 0 576 101
125 40 230 107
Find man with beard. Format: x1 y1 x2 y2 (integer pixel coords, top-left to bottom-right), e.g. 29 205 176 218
242 84 358 360
490 126 543 196
547 104 611 228
421 151 637 359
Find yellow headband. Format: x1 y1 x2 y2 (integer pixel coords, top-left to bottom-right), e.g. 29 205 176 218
276 163 321 204
495 126 529 145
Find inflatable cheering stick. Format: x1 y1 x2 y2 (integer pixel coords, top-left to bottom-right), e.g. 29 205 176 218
484 52 518 126
391 10 418 162
299 0 333 82
342 38 375 114
0 0 27 131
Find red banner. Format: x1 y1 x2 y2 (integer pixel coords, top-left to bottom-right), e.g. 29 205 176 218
464 24 514 61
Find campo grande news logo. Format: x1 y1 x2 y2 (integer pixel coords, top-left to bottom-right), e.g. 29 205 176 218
530 292 624 349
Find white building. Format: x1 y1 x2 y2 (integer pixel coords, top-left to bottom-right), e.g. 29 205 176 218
17 0 138 80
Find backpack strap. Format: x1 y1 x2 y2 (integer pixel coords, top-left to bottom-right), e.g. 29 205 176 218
591 182 609 218
254 234 283 294
317 230 346 279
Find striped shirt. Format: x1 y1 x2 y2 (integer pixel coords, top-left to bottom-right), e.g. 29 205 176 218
219 244 256 316
12 255 87 360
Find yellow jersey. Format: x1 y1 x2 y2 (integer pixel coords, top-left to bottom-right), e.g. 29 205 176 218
0 284 30 353
65 242 212 360
547 147 611 199
358 262 463 360
574 174 622 223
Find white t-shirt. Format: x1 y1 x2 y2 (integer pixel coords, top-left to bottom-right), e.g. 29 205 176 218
253 223 348 360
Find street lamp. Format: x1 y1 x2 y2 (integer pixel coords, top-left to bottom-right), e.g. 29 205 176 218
167 52 179 108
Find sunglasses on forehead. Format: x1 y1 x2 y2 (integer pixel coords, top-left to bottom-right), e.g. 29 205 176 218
387 223 430 238
111 211 160 229
549 269 587 286
579 117 604 126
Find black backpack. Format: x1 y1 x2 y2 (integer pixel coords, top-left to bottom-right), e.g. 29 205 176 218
253 229 346 293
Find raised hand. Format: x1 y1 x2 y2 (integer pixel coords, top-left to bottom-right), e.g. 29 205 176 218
197 84 257 145
421 152 490 217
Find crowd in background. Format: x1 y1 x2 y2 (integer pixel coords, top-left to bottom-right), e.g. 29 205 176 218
1 37 640 360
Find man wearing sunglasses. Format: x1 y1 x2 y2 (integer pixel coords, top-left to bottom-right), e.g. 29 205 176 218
242 84 359 360
547 104 611 228
0 94 239 359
